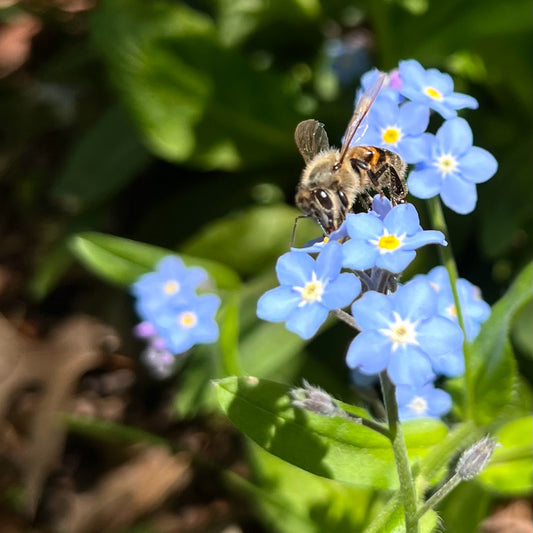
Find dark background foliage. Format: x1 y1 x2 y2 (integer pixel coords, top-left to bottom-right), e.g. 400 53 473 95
0 0 531 531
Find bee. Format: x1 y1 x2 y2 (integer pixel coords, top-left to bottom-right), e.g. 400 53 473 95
294 74 407 235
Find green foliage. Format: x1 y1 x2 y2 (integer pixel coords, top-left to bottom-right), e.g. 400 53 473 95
214 376 447 489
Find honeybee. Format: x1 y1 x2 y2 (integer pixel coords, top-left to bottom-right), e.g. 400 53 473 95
294 74 407 234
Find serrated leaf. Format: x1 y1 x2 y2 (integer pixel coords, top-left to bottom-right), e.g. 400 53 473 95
69 232 241 290
214 376 446 489
478 416 533 494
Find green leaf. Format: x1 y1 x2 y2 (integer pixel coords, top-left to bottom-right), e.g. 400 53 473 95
181 204 319 277
69 232 241 290
214 376 446 489
478 416 533 494
52 107 151 211
468 262 533 425
91 0 300 170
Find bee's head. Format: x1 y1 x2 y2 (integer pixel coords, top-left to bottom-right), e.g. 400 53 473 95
295 187 349 234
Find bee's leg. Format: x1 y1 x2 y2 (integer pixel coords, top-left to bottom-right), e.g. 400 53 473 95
387 166 407 205
359 191 374 211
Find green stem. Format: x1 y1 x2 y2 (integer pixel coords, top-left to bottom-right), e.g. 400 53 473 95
414 474 461 521
427 196 474 419
380 372 419 533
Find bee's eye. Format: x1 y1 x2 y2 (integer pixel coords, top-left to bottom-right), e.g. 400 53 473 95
313 189 333 210
337 190 349 208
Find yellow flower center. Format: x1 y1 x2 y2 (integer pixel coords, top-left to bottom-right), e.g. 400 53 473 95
446 304 457 317
424 86 443 101
378 234 401 250
164 280 180 295
408 396 429 415
294 272 325 305
382 126 402 146
436 154 458 175
380 312 418 351
178 311 198 329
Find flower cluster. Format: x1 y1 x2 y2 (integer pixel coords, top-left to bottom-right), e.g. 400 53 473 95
356 59 497 214
132 256 220 376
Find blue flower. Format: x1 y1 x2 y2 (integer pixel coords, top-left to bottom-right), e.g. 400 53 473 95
342 203 446 274
398 59 478 119
357 97 430 163
257 242 361 339
396 383 452 420
417 266 491 341
370 194 393 220
132 256 208 320
346 278 464 386
154 293 221 354
360 68 403 104
407 118 498 214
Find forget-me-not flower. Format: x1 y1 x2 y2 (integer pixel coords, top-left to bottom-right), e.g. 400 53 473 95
154 293 221 354
347 278 464 386
408 118 498 214
357 97 430 164
257 242 361 339
342 203 446 274
396 382 452 420
132 256 208 320
398 59 478 119
417 266 491 341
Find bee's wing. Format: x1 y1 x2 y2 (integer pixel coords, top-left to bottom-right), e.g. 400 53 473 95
294 119 330 163
337 73 386 165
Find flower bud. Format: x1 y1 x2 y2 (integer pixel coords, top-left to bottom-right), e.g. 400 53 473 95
456 435 498 481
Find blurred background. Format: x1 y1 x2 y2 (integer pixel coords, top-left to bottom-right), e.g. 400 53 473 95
0 0 531 531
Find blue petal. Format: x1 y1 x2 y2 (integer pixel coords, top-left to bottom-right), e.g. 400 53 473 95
351 290 393 330
370 195 393 220
427 387 452 416
417 316 464 356
459 147 498 184
384 203 420 236
400 136 430 164
408 168 443 199
403 230 447 250
394 279 437 320
399 59 425 88
446 92 479 111
157 255 186 276
285 304 329 339
426 69 453 94
342 239 378 270
399 102 430 135
346 212 383 240
376 249 416 274
315 241 343 280
436 118 473 155
440 174 477 214
429 348 465 377
257 286 300 321
387 346 434 386
371 97 400 124
346 330 391 373
321 273 361 309
276 252 315 286
430 101 457 120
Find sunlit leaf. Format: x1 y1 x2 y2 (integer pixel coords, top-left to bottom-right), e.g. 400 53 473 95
69 232 241 290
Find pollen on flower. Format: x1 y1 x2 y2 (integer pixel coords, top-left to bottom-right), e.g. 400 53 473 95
408 395 428 415
436 154 458 175
424 86 443 101
178 311 198 329
381 126 402 145
323 236 329 243
163 279 180 295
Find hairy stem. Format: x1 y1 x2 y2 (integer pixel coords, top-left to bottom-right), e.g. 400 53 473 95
380 372 419 533
331 308 361 331
427 196 474 419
